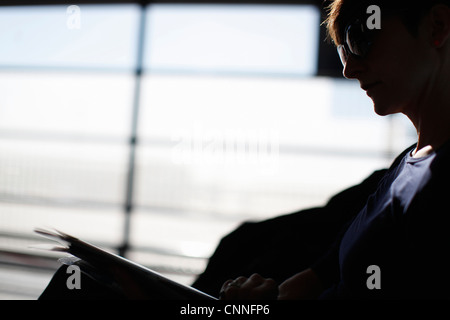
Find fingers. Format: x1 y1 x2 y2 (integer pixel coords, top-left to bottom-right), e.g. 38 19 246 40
219 274 278 300
220 276 248 300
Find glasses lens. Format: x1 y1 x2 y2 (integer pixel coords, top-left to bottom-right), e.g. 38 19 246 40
345 20 374 57
337 45 348 66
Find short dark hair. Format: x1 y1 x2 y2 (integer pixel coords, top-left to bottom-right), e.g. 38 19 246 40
325 0 450 45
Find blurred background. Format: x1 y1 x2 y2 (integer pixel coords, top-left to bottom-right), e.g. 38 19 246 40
0 0 416 299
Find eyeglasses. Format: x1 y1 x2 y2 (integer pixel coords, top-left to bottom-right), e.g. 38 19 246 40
337 19 379 66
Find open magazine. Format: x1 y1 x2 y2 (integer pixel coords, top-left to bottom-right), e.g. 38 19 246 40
34 228 217 300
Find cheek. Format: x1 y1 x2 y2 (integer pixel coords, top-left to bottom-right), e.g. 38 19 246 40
372 76 419 116
393 51 433 104
371 43 430 114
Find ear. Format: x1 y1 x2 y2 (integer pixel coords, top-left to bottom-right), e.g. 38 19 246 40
429 4 450 48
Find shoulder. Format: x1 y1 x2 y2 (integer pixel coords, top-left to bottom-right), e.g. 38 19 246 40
404 141 450 229
429 140 450 174
388 143 416 169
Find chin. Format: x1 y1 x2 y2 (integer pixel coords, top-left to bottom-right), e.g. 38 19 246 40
373 107 390 116
372 103 388 116
372 100 399 117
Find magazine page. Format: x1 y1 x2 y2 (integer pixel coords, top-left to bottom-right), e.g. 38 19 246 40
34 228 217 300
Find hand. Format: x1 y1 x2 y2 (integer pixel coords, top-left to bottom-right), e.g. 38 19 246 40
277 268 323 300
219 269 323 300
219 273 278 300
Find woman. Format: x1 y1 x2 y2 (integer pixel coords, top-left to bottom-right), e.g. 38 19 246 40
220 0 450 299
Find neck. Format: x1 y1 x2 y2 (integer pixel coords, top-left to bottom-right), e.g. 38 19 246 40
407 98 450 157
405 65 450 157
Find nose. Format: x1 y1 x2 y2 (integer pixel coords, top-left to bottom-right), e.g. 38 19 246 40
342 54 365 79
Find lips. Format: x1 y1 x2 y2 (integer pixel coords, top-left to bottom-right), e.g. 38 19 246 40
361 81 381 91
